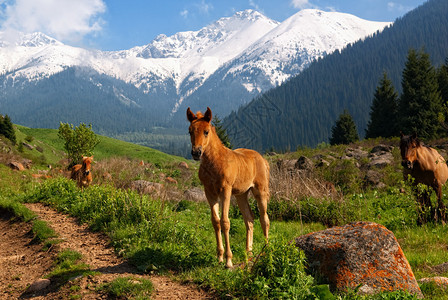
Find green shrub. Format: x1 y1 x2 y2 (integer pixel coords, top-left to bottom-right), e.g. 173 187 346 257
324 159 362 193
192 239 317 299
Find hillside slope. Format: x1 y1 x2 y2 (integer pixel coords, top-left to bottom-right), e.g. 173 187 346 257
16 125 184 165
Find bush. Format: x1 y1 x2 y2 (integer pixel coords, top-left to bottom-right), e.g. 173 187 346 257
58 122 99 167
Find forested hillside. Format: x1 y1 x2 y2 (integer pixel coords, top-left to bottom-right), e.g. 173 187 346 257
0 67 174 135
223 0 448 152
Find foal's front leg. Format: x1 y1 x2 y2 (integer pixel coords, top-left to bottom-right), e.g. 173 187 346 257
220 187 233 268
207 196 224 263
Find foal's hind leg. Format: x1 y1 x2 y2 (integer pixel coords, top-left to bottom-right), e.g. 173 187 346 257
252 186 270 241
235 191 254 253
434 184 447 224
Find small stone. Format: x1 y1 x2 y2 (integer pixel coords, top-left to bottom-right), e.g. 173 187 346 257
27 278 51 292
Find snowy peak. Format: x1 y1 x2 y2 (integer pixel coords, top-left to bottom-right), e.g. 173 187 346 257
251 8 391 54
226 9 391 88
17 32 63 47
0 31 63 48
134 9 279 60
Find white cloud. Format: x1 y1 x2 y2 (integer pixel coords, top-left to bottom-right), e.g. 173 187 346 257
196 0 213 14
387 2 413 13
290 0 311 9
249 0 260 11
0 0 106 43
180 9 189 18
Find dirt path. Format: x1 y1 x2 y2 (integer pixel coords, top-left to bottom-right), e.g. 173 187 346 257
0 203 212 299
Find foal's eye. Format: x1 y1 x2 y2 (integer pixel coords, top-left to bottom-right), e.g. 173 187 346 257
204 130 209 137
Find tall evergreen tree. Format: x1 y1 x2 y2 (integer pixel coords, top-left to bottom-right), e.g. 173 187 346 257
438 58 448 107
0 114 16 145
0 115 4 137
212 114 233 149
398 49 444 139
365 72 399 138
329 110 359 145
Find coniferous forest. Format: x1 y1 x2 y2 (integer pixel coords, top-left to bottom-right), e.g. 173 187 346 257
223 0 448 152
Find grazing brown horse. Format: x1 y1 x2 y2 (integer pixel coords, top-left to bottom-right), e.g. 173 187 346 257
400 133 448 223
187 107 270 268
70 156 93 188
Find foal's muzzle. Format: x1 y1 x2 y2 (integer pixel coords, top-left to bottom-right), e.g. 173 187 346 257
191 147 202 161
401 160 413 170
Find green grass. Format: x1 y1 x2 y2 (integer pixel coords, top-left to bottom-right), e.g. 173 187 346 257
15 125 186 166
19 177 435 299
98 276 153 299
47 249 95 286
4 129 448 299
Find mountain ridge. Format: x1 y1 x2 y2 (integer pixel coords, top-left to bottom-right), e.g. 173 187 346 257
0 8 390 133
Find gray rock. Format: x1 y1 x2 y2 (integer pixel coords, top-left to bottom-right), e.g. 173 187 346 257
130 180 163 195
364 170 383 186
27 278 51 293
184 187 207 202
295 156 314 171
345 148 368 160
371 144 393 154
368 152 394 169
22 142 34 150
276 159 298 172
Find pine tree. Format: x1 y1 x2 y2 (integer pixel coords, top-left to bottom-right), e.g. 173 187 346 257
329 110 359 145
0 114 17 145
398 49 444 139
438 58 448 107
365 72 399 138
0 115 4 137
212 115 233 149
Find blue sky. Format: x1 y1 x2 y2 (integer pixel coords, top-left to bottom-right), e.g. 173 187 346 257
0 0 428 51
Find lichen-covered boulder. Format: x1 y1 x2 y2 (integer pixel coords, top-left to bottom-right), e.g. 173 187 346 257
295 221 422 297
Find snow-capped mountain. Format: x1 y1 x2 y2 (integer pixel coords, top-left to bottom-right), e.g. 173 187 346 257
0 9 390 131
229 9 392 89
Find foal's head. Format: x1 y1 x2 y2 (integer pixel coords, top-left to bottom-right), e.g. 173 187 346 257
82 156 93 176
400 132 420 170
187 107 213 160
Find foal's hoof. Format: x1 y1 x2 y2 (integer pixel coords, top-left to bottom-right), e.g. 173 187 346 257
225 261 234 269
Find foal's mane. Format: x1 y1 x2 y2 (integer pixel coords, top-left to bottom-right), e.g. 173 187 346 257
401 133 422 148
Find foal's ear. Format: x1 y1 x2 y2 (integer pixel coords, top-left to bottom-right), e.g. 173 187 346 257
187 107 197 122
203 107 212 123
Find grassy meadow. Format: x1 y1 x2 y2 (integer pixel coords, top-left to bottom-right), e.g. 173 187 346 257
2 126 448 299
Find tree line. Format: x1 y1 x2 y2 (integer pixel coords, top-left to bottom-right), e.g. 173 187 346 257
331 48 448 145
